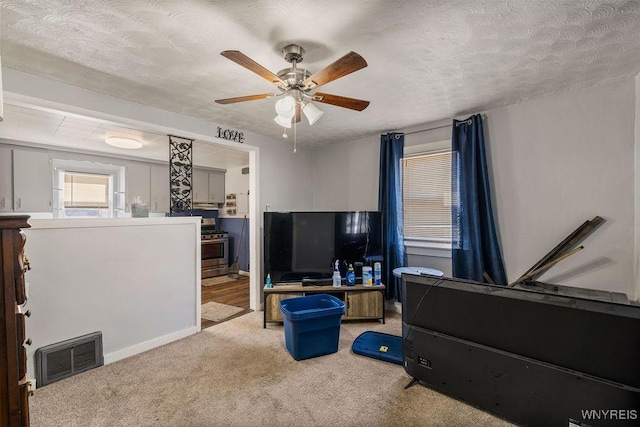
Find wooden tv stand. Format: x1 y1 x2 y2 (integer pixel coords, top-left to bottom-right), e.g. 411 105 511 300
263 283 385 328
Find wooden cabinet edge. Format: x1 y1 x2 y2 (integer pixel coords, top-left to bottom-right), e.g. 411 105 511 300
1 214 31 426
263 285 385 325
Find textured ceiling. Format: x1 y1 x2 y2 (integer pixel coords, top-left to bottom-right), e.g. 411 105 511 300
1 0 640 150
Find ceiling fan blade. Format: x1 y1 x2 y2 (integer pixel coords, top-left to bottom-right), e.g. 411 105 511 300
221 50 286 88
302 51 367 90
215 93 276 104
311 93 370 111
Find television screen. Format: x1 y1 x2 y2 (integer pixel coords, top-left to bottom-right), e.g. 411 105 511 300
264 211 383 283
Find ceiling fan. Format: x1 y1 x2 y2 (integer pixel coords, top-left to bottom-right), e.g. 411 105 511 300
215 44 370 129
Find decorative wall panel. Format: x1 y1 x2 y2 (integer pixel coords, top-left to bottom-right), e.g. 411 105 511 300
169 135 193 215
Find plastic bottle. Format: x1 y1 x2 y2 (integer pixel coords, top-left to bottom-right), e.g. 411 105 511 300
346 264 356 286
362 266 373 286
332 260 342 288
374 262 382 285
266 273 272 288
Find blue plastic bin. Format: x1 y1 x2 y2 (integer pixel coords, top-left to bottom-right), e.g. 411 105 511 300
279 294 346 360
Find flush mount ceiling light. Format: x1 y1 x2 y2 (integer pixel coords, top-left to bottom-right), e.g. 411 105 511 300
105 136 142 149
215 44 370 150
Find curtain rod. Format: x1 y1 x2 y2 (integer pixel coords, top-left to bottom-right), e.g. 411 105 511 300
397 119 472 136
402 124 450 135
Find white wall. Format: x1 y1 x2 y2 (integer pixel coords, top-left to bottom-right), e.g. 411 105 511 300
489 79 635 295
313 78 638 297
311 135 379 211
254 138 314 213
23 217 200 384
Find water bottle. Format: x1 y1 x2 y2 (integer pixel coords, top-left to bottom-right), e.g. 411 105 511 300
374 262 382 285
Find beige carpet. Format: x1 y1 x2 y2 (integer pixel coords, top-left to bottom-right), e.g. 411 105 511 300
201 301 244 322
202 275 238 286
29 311 514 427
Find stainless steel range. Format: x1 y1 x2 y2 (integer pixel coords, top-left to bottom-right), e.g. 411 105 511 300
201 226 229 278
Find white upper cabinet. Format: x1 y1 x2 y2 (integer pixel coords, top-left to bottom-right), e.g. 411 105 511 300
193 169 209 203
208 172 225 204
150 164 170 213
0 146 13 211
13 149 52 212
193 169 226 204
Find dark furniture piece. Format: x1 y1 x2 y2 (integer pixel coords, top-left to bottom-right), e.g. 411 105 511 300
1 215 31 426
402 274 640 427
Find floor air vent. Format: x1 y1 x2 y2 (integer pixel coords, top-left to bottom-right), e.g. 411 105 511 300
35 331 104 387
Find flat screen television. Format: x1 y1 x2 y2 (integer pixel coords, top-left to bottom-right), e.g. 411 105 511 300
263 211 383 284
402 274 640 426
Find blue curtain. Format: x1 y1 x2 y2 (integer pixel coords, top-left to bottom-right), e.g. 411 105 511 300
451 115 507 285
378 132 406 300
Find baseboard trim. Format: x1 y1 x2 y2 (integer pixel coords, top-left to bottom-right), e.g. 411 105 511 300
103 326 199 365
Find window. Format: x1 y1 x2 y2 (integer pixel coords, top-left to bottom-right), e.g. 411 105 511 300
63 172 111 217
402 149 453 249
52 159 125 218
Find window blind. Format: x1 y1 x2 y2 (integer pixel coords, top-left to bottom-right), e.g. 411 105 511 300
402 151 452 242
64 172 110 208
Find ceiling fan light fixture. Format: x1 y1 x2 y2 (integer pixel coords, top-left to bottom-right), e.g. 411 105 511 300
275 95 296 119
105 136 142 149
303 102 324 125
274 115 292 128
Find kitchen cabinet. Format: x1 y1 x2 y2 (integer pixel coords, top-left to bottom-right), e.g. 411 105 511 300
0 146 13 211
150 164 170 213
193 169 225 204
208 172 225 204
13 149 52 212
125 162 150 212
345 291 384 318
193 169 209 203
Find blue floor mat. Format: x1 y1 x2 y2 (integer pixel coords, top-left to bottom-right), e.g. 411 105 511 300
352 331 403 365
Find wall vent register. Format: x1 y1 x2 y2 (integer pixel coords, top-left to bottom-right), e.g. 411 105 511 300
35 332 104 387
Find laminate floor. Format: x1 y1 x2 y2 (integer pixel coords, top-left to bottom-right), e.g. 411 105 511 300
201 275 252 329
